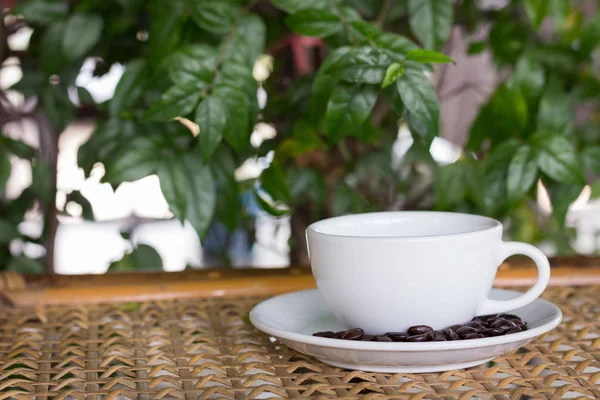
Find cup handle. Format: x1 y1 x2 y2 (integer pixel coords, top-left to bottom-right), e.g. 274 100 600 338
477 242 550 315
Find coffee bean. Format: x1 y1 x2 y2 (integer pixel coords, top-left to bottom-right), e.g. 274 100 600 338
506 327 523 334
340 328 364 340
375 335 393 342
388 334 408 342
482 314 499 320
512 318 525 327
465 321 486 330
408 325 433 335
442 329 460 340
482 328 504 337
492 319 516 330
406 333 431 342
500 314 520 320
448 324 463 331
313 331 336 338
432 332 447 341
463 333 485 340
361 334 374 341
456 326 477 337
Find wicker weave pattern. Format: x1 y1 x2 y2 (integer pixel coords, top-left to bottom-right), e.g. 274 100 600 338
0 286 599 399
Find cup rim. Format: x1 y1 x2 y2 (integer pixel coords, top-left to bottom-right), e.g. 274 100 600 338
306 211 502 240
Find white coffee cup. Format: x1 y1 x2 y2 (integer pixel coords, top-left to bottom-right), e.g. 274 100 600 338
306 211 550 334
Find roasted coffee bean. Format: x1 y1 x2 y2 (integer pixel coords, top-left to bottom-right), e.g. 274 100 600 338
500 314 520 320
456 326 478 337
361 334 375 341
375 335 393 342
463 333 485 340
407 325 433 335
388 334 408 342
482 328 504 337
442 329 460 340
480 314 499 322
340 328 364 340
465 321 486 329
406 333 431 342
313 331 336 338
492 319 516 330
506 327 523 334
512 318 525 327
432 332 447 341
448 324 463 331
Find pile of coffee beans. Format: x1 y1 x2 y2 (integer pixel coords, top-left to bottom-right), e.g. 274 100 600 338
313 314 527 342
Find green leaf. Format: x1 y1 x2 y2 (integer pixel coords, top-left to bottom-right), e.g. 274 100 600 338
508 54 545 105
62 13 103 60
168 45 215 87
0 151 10 195
381 63 405 88
322 47 395 85
110 59 147 116
489 19 527 64
529 45 577 74
102 128 162 184
78 119 138 177
189 0 240 34
288 168 326 209
215 62 258 128
41 22 68 75
146 85 203 121
148 0 183 61
255 191 290 216
276 121 325 160
41 85 75 131
195 95 227 161
17 0 68 25
582 146 600 175
580 13 600 58
270 0 328 13
408 0 453 49
0 220 19 244
468 84 528 150
434 162 467 210
0 136 35 159
406 49 454 64
531 132 584 184
537 79 573 135
132 244 163 269
590 181 600 199
467 41 486 55
221 15 266 68
8 256 44 274
109 244 163 271
525 0 549 30
332 183 369 216
375 33 419 54
549 0 569 32
157 153 216 236
212 87 249 152
77 87 94 105
484 139 521 213
394 62 439 145
308 74 335 125
506 145 538 203
260 164 290 203
325 83 378 143
286 9 342 38
543 179 583 227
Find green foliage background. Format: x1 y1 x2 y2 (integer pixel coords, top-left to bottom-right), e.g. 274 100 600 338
2 0 600 272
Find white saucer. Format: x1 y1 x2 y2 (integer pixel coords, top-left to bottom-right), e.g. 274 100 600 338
250 289 562 373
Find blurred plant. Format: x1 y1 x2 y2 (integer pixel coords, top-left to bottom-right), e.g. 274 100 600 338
0 0 599 272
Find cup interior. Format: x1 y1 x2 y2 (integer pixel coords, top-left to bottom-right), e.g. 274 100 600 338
308 212 499 238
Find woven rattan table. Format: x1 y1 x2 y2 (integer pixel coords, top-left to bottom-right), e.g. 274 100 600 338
1 264 599 399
